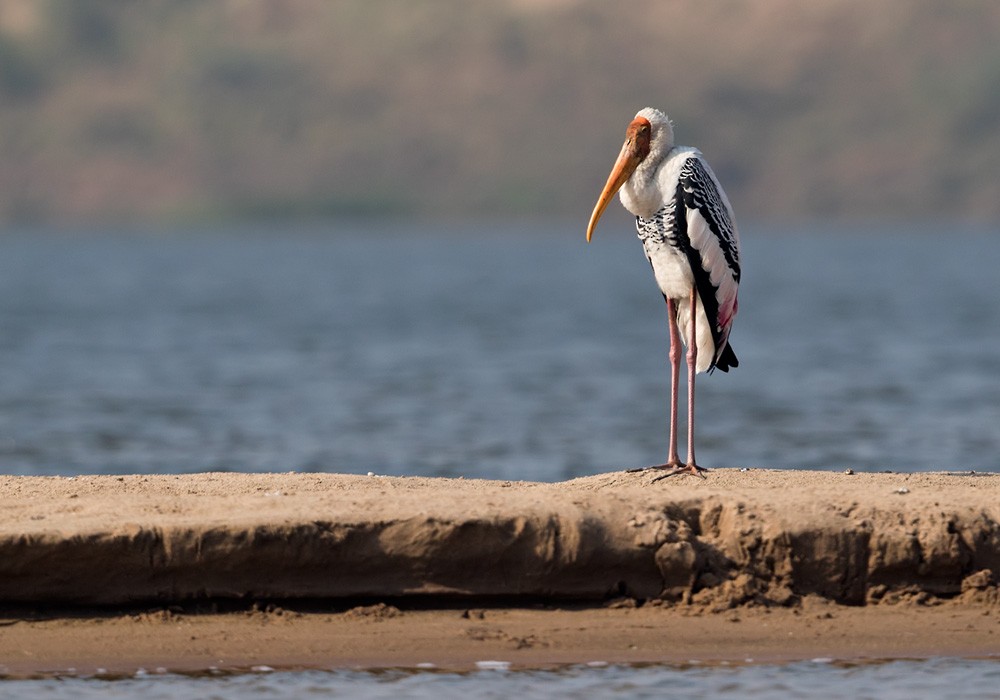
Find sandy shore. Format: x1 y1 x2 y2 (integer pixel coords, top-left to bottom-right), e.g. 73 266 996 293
1 469 998 675
2 599 998 676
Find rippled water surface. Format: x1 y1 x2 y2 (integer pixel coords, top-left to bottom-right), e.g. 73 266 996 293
4 659 1000 699
1 221 998 478
2 222 999 696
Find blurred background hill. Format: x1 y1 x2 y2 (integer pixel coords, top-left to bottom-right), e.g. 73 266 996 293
1 0 998 227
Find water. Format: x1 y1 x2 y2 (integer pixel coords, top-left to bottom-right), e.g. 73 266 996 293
1 221 998 478
3 659 1000 699
2 221 999 695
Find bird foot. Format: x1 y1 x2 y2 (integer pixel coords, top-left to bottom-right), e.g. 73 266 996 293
627 462 708 481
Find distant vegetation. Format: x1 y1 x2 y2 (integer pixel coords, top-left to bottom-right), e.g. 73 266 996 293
1 0 998 225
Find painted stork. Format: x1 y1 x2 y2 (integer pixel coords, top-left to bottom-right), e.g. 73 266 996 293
586 108 741 478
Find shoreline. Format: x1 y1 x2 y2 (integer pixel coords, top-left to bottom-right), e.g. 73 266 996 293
1 600 998 677
1 469 998 675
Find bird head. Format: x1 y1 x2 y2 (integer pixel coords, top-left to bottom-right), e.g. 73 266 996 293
586 108 673 242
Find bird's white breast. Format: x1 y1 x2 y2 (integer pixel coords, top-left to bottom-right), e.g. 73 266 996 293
621 146 701 300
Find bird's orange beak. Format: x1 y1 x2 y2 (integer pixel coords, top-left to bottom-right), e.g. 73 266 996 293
586 116 651 242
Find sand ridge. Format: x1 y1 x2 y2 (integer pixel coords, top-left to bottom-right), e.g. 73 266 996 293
1 469 998 606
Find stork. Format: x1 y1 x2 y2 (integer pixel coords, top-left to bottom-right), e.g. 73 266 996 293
586 108 741 478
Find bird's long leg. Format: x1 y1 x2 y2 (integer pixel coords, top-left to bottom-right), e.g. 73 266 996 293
666 297 682 468
684 285 705 474
651 286 707 480
627 297 683 476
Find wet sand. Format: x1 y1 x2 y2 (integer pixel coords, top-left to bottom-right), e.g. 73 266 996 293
2 599 998 676
1 469 998 675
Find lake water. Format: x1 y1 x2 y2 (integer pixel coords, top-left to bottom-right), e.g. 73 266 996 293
2 221 999 696
1 220 998 477
3 658 1000 699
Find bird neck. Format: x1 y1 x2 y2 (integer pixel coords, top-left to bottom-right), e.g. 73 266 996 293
620 145 699 218
619 144 672 218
